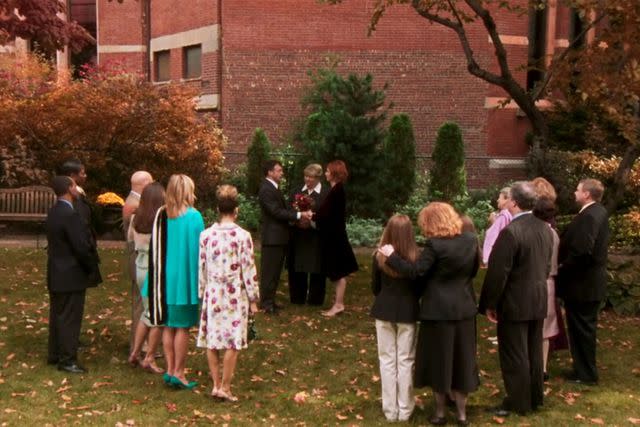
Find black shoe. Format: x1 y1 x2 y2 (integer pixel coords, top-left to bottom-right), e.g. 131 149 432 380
429 415 447 425
564 374 597 386
543 372 549 381
47 358 59 365
274 303 284 310
263 306 278 315
486 406 510 417
456 418 470 426
58 363 87 374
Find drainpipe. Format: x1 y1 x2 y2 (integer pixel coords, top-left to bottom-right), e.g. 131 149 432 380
143 0 151 81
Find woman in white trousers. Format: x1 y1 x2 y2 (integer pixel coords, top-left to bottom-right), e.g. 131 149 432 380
371 215 420 422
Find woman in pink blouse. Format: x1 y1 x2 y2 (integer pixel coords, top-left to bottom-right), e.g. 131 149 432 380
197 185 259 402
482 187 513 266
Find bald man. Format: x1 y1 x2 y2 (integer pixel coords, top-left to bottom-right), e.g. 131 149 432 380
122 171 153 354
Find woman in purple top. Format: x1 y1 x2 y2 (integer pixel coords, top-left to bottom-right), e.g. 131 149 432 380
482 187 513 265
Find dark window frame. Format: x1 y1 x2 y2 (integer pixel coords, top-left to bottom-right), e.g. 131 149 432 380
182 44 202 79
154 50 171 82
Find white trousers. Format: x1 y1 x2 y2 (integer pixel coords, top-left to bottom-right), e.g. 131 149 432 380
375 319 417 421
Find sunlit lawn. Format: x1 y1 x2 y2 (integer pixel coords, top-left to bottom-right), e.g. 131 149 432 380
0 247 639 426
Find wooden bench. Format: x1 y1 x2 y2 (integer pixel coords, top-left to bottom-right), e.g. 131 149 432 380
0 186 57 223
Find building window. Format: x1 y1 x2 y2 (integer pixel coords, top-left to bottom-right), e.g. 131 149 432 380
154 50 170 82
527 6 547 91
183 45 201 79
569 9 586 48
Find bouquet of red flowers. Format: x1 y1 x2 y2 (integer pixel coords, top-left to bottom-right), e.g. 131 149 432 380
292 193 314 211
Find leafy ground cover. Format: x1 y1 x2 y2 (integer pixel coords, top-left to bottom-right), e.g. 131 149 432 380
0 248 639 426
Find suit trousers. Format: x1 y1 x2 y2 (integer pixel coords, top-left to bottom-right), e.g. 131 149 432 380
497 319 544 414
260 245 287 310
288 271 326 305
564 300 600 382
375 320 417 421
48 290 86 365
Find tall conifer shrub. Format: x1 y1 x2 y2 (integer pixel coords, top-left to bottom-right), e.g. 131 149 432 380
382 113 416 213
246 128 271 196
429 121 467 201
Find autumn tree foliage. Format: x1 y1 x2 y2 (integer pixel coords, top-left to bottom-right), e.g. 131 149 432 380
0 54 226 200
0 0 93 53
323 0 638 212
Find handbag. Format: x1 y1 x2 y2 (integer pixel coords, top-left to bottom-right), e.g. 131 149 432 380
247 313 258 342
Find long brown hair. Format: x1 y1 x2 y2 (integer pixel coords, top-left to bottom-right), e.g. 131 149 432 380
376 214 418 277
133 182 166 234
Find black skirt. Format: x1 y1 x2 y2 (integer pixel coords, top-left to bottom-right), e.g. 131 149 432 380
414 318 479 393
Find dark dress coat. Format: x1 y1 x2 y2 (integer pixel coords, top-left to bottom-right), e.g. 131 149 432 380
46 200 101 293
258 179 298 246
387 232 479 321
370 256 419 323
556 202 609 302
479 213 554 321
312 182 358 281
289 183 329 274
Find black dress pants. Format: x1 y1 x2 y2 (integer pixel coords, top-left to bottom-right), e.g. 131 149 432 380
564 300 600 383
259 245 287 310
497 319 544 414
289 271 326 305
48 290 86 366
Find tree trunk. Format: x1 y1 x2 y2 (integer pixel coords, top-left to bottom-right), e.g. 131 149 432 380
605 143 640 214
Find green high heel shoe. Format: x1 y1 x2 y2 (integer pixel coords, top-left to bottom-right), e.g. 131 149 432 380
170 376 197 390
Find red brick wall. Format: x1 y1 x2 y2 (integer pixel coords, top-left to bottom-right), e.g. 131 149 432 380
150 0 218 37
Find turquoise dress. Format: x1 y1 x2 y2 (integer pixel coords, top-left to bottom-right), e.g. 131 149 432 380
143 207 204 328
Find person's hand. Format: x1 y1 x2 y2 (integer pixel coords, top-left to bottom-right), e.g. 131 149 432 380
300 210 313 221
486 309 498 324
250 302 259 314
378 244 395 257
488 211 497 225
297 217 311 228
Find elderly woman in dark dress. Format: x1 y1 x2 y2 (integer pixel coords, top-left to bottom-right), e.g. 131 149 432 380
313 160 359 317
379 202 479 426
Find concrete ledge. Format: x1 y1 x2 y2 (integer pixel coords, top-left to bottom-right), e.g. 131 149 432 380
489 158 527 169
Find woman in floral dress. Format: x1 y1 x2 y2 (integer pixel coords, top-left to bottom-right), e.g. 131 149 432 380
197 185 259 401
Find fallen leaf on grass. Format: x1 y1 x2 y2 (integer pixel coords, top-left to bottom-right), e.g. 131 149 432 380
92 382 113 388
575 414 586 420
628 417 640 425
4 408 17 413
589 418 604 424
250 375 264 382
336 414 348 420
165 402 177 412
293 391 308 403
492 416 505 424
371 375 380 383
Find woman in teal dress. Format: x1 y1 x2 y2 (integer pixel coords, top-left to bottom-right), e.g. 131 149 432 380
146 174 204 389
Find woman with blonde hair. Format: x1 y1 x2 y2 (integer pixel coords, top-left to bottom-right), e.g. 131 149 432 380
379 202 479 426
371 214 420 422
197 185 259 402
146 174 204 390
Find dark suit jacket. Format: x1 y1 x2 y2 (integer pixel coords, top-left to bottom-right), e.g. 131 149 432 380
387 232 479 321
479 213 554 321
370 255 419 323
556 202 609 302
289 184 329 273
46 200 101 293
258 179 298 246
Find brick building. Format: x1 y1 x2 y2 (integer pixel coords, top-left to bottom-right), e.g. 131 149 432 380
93 1 583 186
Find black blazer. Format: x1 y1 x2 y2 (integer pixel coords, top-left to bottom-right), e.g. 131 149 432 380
556 202 609 302
289 184 329 274
370 255 419 323
386 232 479 321
258 179 298 245
46 200 101 293
479 213 554 321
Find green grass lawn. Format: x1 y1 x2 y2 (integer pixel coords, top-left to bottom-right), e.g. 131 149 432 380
0 247 639 426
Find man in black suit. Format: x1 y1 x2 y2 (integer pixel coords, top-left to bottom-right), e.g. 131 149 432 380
479 181 554 416
557 178 609 385
258 160 311 314
287 163 329 305
47 176 102 373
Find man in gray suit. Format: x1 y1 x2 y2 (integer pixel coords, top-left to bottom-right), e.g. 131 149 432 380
479 181 554 416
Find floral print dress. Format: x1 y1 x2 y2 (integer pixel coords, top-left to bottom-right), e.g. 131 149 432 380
197 222 259 350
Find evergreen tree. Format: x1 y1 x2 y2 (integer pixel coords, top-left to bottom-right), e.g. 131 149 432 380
246 128 271 196
299 68 388 218
429 122 467 201
382 113 416 213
